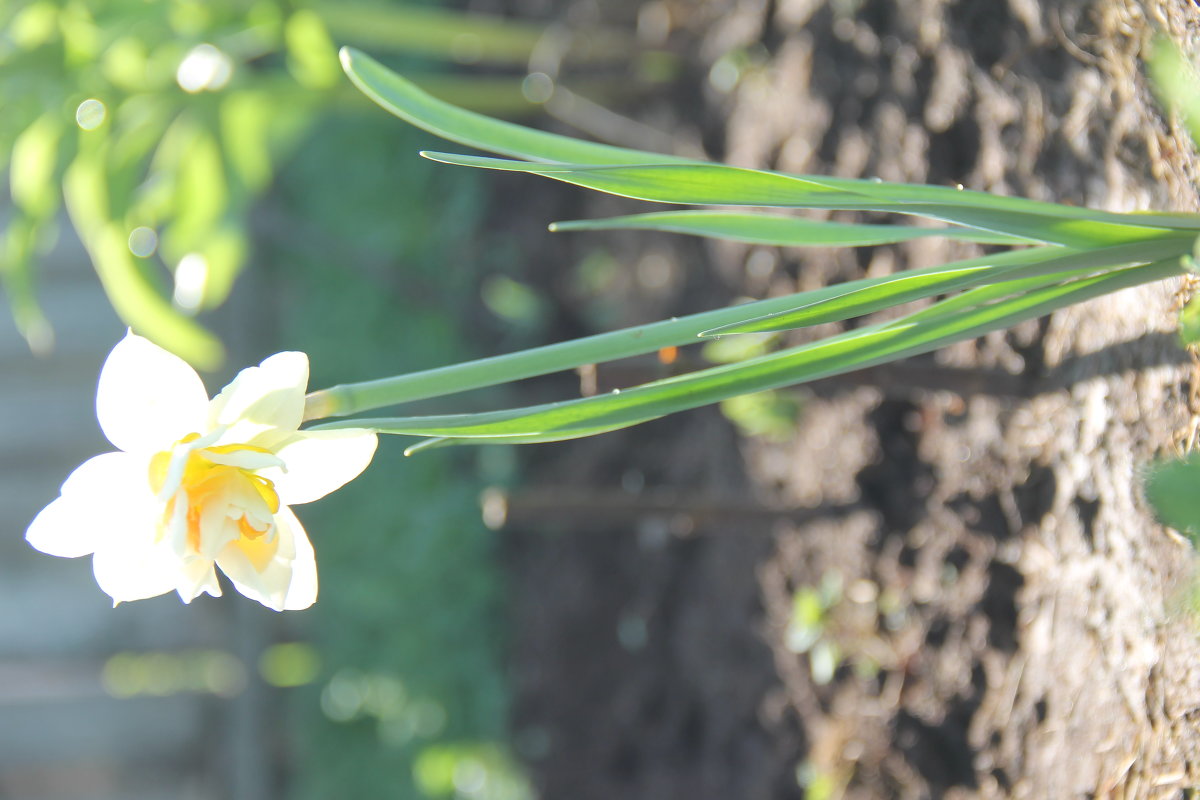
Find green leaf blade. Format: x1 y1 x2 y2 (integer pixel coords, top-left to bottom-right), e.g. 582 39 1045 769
316 259 1183 443
422 152 1187 246
704 236 1194 335
550 210 1035 246
340 47 687 166
341 49 1200 234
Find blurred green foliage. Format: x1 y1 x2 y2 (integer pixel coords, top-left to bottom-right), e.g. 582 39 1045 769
0 0 625 368
785 571 843 686
1146 35 1200 348
102 647 247 698
794 761 849 800
3 0 315 366
702 331 804 440
1144 36 1200 541
271 111 527 799
1148 34 1200 150
1144 451 1200 541
414 742 533 800
717 390 804 442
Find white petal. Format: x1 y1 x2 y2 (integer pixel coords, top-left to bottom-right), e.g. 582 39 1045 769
197 501 241 560
209 351 308 445
163 490 191 559
96 332 210 453
176 559 222 603
216 506 317 611
26 497 97 558
265 429 379 506
26 452 155 558
92 541 181 605
281 510 318 611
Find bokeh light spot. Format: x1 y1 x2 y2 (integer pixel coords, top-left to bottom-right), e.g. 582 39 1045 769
128 226 158 258
176 43 233 93
173 253 209 311
75 98 107 130
521 72 554 104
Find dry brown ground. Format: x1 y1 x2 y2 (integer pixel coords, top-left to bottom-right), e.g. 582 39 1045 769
492 0 1200 796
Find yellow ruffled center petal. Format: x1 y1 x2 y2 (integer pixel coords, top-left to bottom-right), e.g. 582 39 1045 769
149 433 284 570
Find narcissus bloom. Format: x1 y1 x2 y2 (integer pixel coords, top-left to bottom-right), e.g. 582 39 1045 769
26 333 377 611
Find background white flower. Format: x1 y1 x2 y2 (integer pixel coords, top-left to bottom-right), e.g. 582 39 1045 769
26 332 378 611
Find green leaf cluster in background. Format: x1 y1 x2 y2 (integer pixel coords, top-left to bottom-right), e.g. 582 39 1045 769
3 0 304 365
1 0 660 368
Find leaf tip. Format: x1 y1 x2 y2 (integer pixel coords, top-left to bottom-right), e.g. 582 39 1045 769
338 46 359 73
404 437 451 456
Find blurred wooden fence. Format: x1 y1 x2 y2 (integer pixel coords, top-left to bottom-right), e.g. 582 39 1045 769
0 231 274 800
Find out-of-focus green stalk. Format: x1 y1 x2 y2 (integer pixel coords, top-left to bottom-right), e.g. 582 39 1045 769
310 0 641 66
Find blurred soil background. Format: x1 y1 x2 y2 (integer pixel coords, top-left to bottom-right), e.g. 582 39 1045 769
482 0 1200 797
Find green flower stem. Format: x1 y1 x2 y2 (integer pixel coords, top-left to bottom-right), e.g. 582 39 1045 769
301 287 852 420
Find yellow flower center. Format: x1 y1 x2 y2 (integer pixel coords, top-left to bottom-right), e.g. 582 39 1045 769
149 433 283 570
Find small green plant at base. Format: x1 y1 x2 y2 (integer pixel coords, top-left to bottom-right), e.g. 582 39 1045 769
786 571 844 686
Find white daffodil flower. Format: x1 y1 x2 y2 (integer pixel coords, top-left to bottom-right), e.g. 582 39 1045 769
26 332 378 611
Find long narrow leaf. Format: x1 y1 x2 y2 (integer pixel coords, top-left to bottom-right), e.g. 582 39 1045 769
550 210 1035 246
340 46 689 166
315 259 1184 442
702 235 1194 335
401 423 633 455
422 152 1179 246
341 48 1200 232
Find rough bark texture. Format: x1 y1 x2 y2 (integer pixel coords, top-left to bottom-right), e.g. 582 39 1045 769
497 0 1200 796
